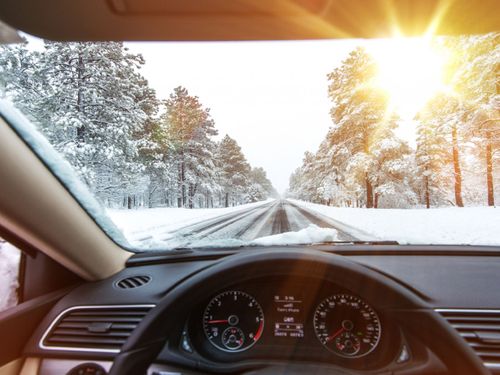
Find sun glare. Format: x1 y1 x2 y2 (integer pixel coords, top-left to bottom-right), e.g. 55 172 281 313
369 38 448 120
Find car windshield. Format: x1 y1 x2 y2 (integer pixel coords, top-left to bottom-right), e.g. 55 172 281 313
1 33 499 251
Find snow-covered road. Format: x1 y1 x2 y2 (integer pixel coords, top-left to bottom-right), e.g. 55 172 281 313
116 200 360 250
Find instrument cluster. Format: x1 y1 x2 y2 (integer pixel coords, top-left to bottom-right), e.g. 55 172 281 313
189 277 396 368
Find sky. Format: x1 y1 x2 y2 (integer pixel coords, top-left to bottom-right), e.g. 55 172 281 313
124 40 364 194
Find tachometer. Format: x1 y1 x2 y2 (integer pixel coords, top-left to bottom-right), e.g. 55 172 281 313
313 294 381 358
203 291 264 352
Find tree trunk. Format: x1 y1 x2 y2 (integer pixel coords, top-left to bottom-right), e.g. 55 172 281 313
424 175 430 209
127 196 132 209
485 131 494 206
374 193 379 208
181 162 186 208
225 192 229 208
188 184 194 209
451 125 464 207
365 174 373 208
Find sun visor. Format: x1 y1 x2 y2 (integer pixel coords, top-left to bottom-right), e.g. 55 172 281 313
0 0 498 41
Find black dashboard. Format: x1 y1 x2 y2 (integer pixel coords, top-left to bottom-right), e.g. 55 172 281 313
21 246 500 375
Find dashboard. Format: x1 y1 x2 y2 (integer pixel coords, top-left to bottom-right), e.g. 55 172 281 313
188 276 398 370
19 246 500 375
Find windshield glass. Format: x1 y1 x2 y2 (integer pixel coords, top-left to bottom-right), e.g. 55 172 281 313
1 33 499 250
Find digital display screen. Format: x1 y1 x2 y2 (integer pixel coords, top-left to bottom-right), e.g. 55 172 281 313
272 294 305 339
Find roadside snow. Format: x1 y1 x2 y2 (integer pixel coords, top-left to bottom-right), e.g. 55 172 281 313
289 199 500 246
0 241 20 312
107 199 274 247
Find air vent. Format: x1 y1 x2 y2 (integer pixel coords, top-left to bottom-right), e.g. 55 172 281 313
116 275 151 289
41 305 154 353
437 309 500 370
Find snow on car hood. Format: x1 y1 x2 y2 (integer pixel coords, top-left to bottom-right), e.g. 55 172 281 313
251 225 340 246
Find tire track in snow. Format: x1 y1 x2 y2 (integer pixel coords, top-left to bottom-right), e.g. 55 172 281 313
156 201 279 246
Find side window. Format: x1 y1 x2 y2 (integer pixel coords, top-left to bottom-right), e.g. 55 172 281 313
0 237 21 312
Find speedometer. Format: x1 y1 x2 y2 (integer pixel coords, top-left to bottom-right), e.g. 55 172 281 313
203 291 264 352
313 294 381 358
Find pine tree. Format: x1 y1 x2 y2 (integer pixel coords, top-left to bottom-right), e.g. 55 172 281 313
417 93 466 207
327 47 405 208
249 167 278 201
3 41 158 207
162 87 218 208
451 33 500 206
216 135 251 207
415 112 451 208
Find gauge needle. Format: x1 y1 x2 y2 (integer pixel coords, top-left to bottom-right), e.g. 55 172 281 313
208 319 229 324
326 327 345 342
254 321 264 341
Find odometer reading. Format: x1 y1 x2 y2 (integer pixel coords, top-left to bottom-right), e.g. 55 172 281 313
203 291 264 352
313 294 381 358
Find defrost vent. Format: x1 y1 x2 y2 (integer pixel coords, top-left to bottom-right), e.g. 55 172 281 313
116 275 151 289
437 308 500 370
40 304 155 353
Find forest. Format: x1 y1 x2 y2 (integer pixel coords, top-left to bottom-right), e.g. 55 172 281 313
288 33 499 209
0 41 277 209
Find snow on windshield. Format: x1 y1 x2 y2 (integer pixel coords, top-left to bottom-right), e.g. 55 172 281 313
0 34 499 250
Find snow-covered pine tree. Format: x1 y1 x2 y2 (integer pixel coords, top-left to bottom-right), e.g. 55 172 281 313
162 86 218 208
0 42 47 121
450 33 500 206
415 109 452 208
249 167 278 201
417 92 466 207
327 47 409 208
216 135 252 207
2 41 158 208
371 137 417 208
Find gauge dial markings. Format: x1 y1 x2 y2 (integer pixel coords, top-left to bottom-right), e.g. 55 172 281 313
313 294 381 358
203 290 264 353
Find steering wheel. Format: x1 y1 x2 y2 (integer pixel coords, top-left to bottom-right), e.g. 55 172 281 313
108 249 487 375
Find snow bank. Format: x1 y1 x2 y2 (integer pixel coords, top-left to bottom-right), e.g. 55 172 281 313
251 225 340 246
289 199 500 246
0 241 20 312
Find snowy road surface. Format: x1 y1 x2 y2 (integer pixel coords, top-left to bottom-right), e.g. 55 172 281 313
125 200 361 249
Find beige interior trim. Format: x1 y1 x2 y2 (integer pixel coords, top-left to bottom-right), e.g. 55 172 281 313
0 116 131 281
19 358 39 375
0 358 23 375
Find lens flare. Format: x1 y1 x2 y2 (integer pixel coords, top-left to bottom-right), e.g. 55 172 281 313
369 38 448 120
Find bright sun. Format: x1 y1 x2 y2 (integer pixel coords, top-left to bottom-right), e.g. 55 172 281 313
369 38 448 121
